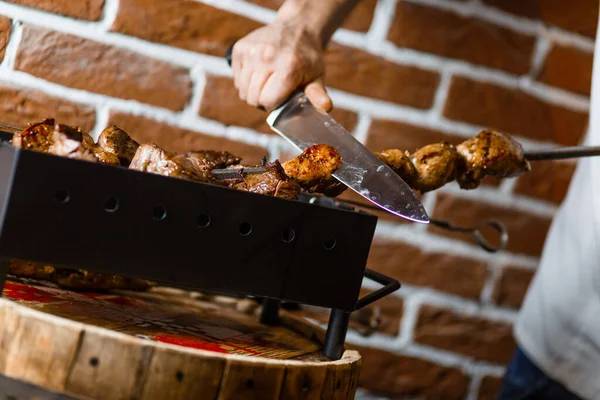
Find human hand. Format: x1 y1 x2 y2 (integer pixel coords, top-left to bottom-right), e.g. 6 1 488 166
231 21 333 113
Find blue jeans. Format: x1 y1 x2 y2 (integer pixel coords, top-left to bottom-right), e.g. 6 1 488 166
498 347 582 400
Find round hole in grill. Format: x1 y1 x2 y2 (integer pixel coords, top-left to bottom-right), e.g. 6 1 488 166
197 214 211 228
239 222 252 236
246 379 254 389
282 228 295 243
175 370 184 382
153 206 167 220
323 239 336 250
89 357 99 367
55 189 70 204
104 197 119 212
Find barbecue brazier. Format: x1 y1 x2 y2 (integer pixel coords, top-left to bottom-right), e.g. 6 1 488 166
0 133 400 360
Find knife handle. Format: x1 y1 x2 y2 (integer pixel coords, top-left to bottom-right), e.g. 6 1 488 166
225 41 267 112
225 42 235 67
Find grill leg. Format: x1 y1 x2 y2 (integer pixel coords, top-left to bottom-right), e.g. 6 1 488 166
324 309 350 360
0 257 8 296
260 298 280 325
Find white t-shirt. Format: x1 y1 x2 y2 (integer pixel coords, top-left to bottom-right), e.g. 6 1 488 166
515 12 600 400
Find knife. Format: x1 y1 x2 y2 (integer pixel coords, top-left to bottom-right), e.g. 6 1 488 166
225 44 429 224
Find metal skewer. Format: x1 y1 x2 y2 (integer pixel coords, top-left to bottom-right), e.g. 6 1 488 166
523 146 600 161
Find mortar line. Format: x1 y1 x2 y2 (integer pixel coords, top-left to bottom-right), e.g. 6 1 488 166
98 0 120 32
1 19 22 70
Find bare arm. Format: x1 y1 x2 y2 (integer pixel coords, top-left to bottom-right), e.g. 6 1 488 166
232 0 359 112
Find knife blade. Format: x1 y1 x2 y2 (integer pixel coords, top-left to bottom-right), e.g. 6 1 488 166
266 93 429 223
224 45 429 224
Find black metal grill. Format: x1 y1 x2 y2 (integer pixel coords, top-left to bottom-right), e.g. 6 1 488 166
0 140 400 359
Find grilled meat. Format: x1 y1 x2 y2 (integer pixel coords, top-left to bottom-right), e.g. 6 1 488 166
9 260 153 291
97 126 140 166
376 149 417 187
11 119 120 165
231 160 301 200
282 144 344 196
11 118 56 152
411 143 462 193
186 150 241 171
48 124 97 162
129 144 215 183
456 129 530 189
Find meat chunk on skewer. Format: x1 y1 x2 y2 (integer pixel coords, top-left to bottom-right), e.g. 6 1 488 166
410 143 462 193
456 129 530 189
11 119 121 165
376 149 418 187
282 144 345 196
97 126 141 166
186 150 242 171
129 144 215 183
230 160 301 200
11 118 56 152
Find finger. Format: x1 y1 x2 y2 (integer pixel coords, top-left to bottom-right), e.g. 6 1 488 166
246 71 272 108
231 43 244 90
237 61 253 101
305 79 333 112
259 71 300 111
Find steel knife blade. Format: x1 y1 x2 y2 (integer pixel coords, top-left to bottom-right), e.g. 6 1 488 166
266 93 429 223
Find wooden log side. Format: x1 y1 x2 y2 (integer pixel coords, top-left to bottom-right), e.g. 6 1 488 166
1 305 83 392
140 345 226 400
0 289 362 400
64 330 154 400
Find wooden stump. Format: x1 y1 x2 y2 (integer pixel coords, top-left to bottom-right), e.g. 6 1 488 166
0 279 361 400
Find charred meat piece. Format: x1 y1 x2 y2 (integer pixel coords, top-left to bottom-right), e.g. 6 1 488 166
129 144 214 183
456 129 530 189
11 118 55 152
97 126 141 166
231 161 300 200
410 143 462 193
9 260 153 291
282 144 343 194
186 150 241 171
376 149 418 187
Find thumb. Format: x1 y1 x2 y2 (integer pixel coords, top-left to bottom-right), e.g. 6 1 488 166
305 78 333 113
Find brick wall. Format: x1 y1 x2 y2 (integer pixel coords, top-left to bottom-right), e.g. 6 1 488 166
0 0 595 398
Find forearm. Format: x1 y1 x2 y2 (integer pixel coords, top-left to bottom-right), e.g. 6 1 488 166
275 0 359 48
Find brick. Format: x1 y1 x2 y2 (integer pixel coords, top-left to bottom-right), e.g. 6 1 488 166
443 76 588 146
355 345 470 399
415 305 517 364
388 3 535 75
15 26 191 111
325 44 440 108
0 16 11 63
5 0 105 21
0 84 96 132
514 160 576 204
366 119 464 152
247 0 378 32
493 266 535 309
199 74 358 134
367 240 487 300
538 45 594 96
431 193 552 257
112 0 262 57
483 0 598 38
107 112 268 165
478 376 503 400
